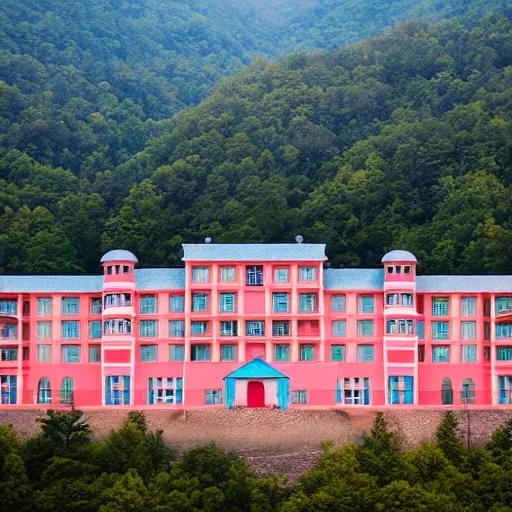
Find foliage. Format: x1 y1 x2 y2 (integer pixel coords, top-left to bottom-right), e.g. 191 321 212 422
435 411 465 465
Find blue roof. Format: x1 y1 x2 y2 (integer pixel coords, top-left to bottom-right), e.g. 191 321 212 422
324 268 384 290
101 250 139 263
225 357 289 379
381 250 417 263
416 275 512 293
183 243 327 261
134 269 185 290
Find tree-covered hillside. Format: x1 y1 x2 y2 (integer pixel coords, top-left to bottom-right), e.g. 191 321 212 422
0 6 511 274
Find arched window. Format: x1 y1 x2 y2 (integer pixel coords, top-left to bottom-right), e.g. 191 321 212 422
441 378 453 405
461 378 475 404
60 377 74 405
38 378 51 404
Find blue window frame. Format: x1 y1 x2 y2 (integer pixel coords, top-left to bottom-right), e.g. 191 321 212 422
220 266 236 283
106 376 130 405
496 297 512 315
299 294 317 312
60 377 74 404
62 298 80 315
0 376 16 404
339 377 370 405
149 377 182 404
388 376 414 404
140 320 157 337
273 293 289 313
170 295 184 312
497 346 512 360
62 345 80 363
169 345 184 361
272 321 290 336
496 324 512 339
275 344 289 361
89 321 102 339
221 344 236 361
300 344 314 361
140 295 156 314
220 321 237 336
359 296 374 313
292 390 307 404
432 346 449 363
37 298 52 316
246 266 263 286
246 321 264 336
191 321 208 335
219 293 235 313
357 320 374 337
332 321 346 337
90 298 102 315
169 320 185 337
417 321 425 340
62 321 79 339
192 293 208 312
461 297 476 316
38 377 51 404
0 300 16 316
274 268 289 283
358 345 374 362
89 345 101 362
331 345 345 361
432 321 449 340
461 345 477 363
205 389 223 405
141 345 157 362
37 322 51 340
498 376 512 404
432 298 448 316
192 267 209 283
299 266 316 281
331 295 346 312
191 344 210 361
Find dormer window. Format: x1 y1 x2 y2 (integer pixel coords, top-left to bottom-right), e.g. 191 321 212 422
404 266 411 274
396 266 401 274
387 266 393 274
107 266 113 275
123 265 130 274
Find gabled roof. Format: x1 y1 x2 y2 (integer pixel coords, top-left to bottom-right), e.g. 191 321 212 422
324 268 384 290
182 243 327 262
224 357 289 379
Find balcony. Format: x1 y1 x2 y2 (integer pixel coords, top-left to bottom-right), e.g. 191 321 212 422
0 301 17 318
496 308 512 322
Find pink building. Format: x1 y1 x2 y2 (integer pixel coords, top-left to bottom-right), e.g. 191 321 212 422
0 243 511 408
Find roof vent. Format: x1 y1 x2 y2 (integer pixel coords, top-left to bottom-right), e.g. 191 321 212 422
204 237 212 244
295 235 304 244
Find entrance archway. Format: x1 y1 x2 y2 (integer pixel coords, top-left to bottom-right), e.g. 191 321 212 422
247 381 265 407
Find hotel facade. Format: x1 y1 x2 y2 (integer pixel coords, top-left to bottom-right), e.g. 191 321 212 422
0 243 511 409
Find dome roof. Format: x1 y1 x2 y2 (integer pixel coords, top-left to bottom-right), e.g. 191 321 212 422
100 249 139 264
381 250 417 264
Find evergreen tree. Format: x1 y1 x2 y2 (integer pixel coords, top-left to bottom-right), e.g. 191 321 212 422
435 412 465 466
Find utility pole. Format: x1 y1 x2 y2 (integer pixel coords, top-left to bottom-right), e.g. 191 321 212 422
462 383 471 450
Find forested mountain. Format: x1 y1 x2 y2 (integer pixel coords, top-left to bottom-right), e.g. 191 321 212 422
0 2 511 274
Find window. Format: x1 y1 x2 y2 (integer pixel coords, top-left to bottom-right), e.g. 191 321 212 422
331 295 346 312
123 265 130 274
496 297 512 315
191 321 209 335
299 293 317 312
191 344 210 361
37 298 52 316
387 266 394 274
461 297 476 316
417 321 425 340
357 320 374 337
104 319 131 335
169 345 184 361
461 345 477 363
140 295 156 314
0 376 16 404
461 321 476 340
418 345 425 362
38 378 51 404
220 321 237 337
339 378 370 405
107 266 113 275
104 293 131 308
90 298 102 315
386 319 415 335
484 322 491 340
275 344 289 361
149 377 182 404
332 321 346 337
192 266 209 283
246 321 264 336
484 346 491 361
299 266 316 281
272 321 290 336
205 389 223 405
89 321 102 339
292 390 307 404
106 376 130 405
432 346 449 363
37 321 51 340
220 266 236 283
0 324 16 340
192 293 208 312
170 295 184 312
221 345 236 361
396 266 402 274
497 346 512 360
442 378 453 405
220 293 235 313
300 344 315 361
62 298 80 315
386 293 413 307
388 376 414 404
140 320 157 337
169 321 185 337
62 345 80 363
432 298 448 316
432 321 449 340
404 266 411 274
484 299 491 316
141 345 157 362
246 265 263 286
37 344 51 363
499 376 512 404
0 300 16 316
331 345 345 361
274 268 289 283
496 324 512 339
358 345 374 362
461 378 475 404
359 296 375 314
273 293 289 313
0 347 17 361
62 321 79 339
89 345 101 362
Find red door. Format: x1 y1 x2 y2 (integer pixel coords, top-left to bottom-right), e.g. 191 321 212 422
247 381 265 408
